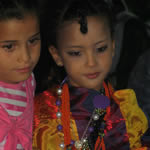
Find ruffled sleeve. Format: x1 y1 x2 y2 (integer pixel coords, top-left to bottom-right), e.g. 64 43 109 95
113 89 148 149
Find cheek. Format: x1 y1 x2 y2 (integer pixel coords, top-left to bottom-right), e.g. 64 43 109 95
64 62 75 73
99 53 113 68
0 63 5 70
63 60 80 75
31 47 41 61
105 56 113 70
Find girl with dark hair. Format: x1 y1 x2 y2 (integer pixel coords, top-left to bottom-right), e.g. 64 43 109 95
0 0 41 149
33 0 149 149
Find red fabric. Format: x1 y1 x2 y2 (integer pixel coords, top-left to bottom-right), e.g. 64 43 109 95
61 83 71 146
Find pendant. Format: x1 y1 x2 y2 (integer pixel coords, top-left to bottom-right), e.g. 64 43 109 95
74 140 82 149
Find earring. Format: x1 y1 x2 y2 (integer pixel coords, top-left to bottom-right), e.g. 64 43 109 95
57 62 63 67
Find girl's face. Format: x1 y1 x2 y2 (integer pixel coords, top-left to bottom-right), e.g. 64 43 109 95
0 15 41 84
50 16 115 91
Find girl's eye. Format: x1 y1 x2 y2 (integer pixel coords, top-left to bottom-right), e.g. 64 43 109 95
1 43 15 52
28 37 41 45
67 51 81 56
96 45 108 53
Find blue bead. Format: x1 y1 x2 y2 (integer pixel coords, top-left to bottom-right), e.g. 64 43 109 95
71 140 75 145
88 126 94 132
100 122 105 128
57 124 63 131
56 99 61 106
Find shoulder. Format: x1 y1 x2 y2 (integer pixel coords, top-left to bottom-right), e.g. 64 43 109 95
26 73 36 89
112 89 149 148
33 86 59 129
27 73 35 82
112 89 147 120
34 85 59 114
113 89 136 104
34 85 58 104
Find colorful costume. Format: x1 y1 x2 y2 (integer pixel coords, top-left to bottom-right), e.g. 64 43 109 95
33 81 149 150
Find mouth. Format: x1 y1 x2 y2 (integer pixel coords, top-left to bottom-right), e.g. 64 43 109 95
85 72 100 79
16 66 32 73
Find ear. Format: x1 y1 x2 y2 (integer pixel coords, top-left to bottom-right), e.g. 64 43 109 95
48 46 63 67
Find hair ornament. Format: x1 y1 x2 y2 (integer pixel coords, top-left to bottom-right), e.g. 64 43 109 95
77 9 88 34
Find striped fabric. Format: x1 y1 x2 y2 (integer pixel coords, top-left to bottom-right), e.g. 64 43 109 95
0 74 35 150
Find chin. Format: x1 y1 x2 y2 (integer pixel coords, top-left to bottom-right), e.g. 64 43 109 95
86 82 103 90
81 84 100 91
13 74 31 83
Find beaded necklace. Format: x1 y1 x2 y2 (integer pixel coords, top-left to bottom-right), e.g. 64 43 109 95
55 82 111 150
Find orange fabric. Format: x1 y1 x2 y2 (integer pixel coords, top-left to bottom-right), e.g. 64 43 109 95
95 136 100 150
94 137 106 150
135 147 147 150
61 83 71 146
103 81 110 98
100 138 106 150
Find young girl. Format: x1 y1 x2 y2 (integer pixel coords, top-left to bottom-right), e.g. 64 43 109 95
0 0 41 149
33 0 150 149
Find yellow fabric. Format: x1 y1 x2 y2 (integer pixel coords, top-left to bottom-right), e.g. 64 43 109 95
33 118 79 150
113 89 148 150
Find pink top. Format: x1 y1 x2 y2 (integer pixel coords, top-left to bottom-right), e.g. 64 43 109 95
0 74 35 150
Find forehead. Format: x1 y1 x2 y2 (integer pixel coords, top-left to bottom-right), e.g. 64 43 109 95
0 15 39 41
57 16 111 47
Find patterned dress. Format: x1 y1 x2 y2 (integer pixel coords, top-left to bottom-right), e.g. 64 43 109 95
33 82 150 150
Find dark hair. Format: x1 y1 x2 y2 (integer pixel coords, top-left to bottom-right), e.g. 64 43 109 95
41 0 115 47
0 0 39 21
35 0 115 93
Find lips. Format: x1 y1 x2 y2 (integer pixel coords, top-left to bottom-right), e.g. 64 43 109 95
85 72 100 79
16 66 31 73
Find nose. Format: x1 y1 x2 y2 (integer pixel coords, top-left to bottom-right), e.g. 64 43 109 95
18 45 31 64
86 52 97 67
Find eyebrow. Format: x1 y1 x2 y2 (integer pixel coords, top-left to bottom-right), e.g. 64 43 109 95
65 39 107 49
0 32 40 43
94 39 107 45
30 32 40 38
0 40 17 43
66 45 83 49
